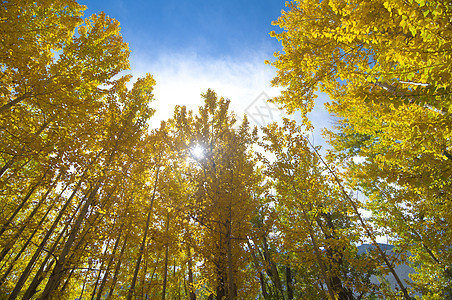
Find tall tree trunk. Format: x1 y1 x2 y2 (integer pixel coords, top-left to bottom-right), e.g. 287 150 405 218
0 172 62 263
90 244 110 300
246 239 269 300
79 274 88 300
0 166 51 238
22 213 76 300
106 235 129 300
145 251 162 298
187 245 196 300
96 227 124 300
161 211 171 300
0 157 33 191
173 256 178 299
31 149 104 300
285 266 294 300
127 165 160 300
0 205 52 287
299 205 336 300
62 183 119 275
226 219 235 300
262 237 285 300
59 239 91 294
140 258 149 299
38 184 102 299
59 268 76 295
216 232 226 300
7 176 85 300
309 143 412 300
317 213 354 300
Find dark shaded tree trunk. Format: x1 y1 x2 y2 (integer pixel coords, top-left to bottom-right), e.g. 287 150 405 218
317 213 354 300
226 219 235 300
262 236 285 300
285 266 294 300
247 239 270 300
145 251 162 298
22 220 73 299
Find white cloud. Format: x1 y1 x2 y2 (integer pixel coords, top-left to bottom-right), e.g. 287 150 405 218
129 49 333 145
129 50 280 127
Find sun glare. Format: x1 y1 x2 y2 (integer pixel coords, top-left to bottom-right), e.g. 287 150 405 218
190 144 205 159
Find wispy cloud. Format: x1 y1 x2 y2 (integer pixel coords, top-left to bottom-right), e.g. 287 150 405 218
129 49 333 149
130 50 283 128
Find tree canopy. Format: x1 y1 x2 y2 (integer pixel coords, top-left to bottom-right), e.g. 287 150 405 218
1 0 451 299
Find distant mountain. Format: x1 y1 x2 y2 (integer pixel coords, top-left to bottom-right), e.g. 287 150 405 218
357 243 395 255
357 243 420 297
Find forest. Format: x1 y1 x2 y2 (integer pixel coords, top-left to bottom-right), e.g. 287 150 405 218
0 0 451 299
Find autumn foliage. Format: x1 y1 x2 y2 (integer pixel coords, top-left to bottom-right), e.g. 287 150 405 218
1 0 451 299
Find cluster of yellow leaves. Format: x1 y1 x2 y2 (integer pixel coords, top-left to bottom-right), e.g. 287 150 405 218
270 0 452 298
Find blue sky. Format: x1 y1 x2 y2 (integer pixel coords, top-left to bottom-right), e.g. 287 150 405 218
80 0 284 60
79 0 333 141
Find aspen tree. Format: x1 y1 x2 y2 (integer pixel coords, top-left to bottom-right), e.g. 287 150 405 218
270 0 452 297
170 90 262 299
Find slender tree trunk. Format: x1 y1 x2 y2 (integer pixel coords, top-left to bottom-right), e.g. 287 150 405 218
187 246 196 300
127 165 160 300
22 215 75 299
285 266 294 300
305 214 336 300
79 274 88 300
59 239 91 294
145 252 162 298
216 231 226 300
140 259 148 299
162 211 171 300
226 220 235 300
0 205 52 287
59 268 75 295
246 239 269 300
320 213 354 300
0 172 62 263
308 142 412 300
7 176 85 300
39 145 119 296
96 227 123 300
62 184 119 276
0 166 51 238
90 245 110 300
39 184 101 299
262 237 285 300
106 235 128 300
173 256 178 299
0 157 33 190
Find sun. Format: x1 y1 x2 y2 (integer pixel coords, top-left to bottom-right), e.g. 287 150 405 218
190 144 205 160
